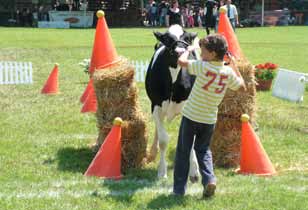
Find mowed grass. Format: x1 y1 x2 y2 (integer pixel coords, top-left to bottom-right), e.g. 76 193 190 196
0 26 307 210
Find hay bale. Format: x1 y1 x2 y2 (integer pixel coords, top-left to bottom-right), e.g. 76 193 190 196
93 58 148 172
211 59 257 167
121 115 148 171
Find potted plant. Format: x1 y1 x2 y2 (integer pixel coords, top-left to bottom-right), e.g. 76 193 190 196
255 62 278 91
79 58 91 75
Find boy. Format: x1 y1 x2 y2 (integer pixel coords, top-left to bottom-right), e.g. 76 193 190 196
173 34 246 198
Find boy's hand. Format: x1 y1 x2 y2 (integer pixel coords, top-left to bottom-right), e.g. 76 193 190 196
187 45 195 52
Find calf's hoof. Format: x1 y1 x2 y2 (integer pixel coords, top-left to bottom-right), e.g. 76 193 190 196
189 175 199 183
158 173 168 179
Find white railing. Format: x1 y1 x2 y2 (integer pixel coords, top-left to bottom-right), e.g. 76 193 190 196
131 60 149 82
0 61 33 85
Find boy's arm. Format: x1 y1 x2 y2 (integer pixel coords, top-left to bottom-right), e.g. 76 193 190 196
233 67 246 91
177 51 190 68
177 46 195 68
228 56 246 91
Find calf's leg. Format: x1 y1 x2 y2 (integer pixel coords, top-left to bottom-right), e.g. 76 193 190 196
189 143 200 183
153 105 169 178
147 128 158 163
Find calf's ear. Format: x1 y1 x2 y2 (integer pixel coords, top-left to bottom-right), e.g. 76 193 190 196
189 32 198 41
154 31 165 42
183 32 198 44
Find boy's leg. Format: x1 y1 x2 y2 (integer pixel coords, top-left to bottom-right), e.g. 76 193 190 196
194 123 216 186
173 116 195 195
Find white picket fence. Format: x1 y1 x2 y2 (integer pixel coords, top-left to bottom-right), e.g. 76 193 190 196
0 61 33 85
131 60 149 82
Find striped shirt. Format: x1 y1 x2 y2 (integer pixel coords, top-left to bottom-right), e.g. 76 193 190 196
182 60 242 124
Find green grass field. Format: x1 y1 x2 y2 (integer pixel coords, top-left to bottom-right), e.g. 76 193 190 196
0 26 307 210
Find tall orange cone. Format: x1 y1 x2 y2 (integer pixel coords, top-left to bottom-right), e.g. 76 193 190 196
89 10 120 74
41 63 59 94
217 7 243 59
80 79 93 103
81 87 97 113
84 117 123 179
236 114 276 176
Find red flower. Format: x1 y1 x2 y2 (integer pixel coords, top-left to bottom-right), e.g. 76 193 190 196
272 63 278 69
255 62 278 70
256 64 265 69
264 62 271 69
254 62 278 80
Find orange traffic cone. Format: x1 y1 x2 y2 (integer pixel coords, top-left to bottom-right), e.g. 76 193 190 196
89 10 120 74
80 79 93 103
217 7 243 59
84 117 123 179
236 114 276 176
41 63 59 94
81 87 97 113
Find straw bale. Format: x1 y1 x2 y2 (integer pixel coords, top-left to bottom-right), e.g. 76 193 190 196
97 113 148 173
96 107 146 139
211 59 257 167
93 58 134 88
93 58 148 171
121 115 148 172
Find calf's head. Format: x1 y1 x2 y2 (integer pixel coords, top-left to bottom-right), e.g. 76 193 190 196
153 24 198 68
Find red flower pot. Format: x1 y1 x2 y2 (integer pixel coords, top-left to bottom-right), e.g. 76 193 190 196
256 79 273 91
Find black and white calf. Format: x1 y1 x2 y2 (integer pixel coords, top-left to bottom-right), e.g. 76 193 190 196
145 25 200 179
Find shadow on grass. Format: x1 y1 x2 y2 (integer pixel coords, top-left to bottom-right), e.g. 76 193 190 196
97 167 158 203
147 194 190 209
57 147 96 173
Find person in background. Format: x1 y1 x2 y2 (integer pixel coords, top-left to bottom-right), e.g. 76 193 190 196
214 0 224 32
204 0 218 35
166 0 184 27
53 0 61 11
198 7 204 27
182 4 189 27
159 1 168 26
221 0 239 31
187 7 194 27
38 5 44 21
80 0 88 11
66 0 73 11
150 2 158 26
26 8 33 27
20 8 27 26
145 0 152 26
14 9 21 26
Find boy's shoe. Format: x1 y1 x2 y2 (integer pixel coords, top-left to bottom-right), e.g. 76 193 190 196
203 183 216 198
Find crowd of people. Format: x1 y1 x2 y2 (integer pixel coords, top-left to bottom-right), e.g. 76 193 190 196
142 0 239 34
11 0 239 31
12 0 88 27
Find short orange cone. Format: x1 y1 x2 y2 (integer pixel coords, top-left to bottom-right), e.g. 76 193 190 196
236 114 276 176
89 10 120 74
80 79 93 103
84 117 123 179
217 7 243 59
41 63 59 94
81 87 97 113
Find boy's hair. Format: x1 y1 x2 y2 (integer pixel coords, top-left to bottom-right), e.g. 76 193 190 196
199 34 228 60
